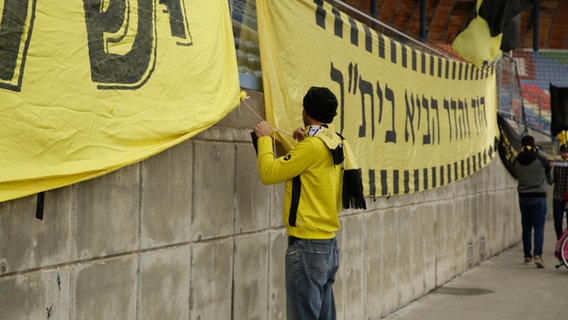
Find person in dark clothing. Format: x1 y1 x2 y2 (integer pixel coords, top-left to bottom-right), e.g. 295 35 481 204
552 143 568 239
512 135 553 268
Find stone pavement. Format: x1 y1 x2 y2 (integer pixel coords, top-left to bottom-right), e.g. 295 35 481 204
383 220 567 320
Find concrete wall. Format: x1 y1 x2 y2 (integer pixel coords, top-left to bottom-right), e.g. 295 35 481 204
0 90 521 319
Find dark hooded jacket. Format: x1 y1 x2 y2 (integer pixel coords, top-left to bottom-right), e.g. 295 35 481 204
512 150 553 196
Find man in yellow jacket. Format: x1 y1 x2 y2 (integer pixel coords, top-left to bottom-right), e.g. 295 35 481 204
255 86 365 320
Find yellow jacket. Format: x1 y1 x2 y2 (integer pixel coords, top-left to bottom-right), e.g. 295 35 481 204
257 126 343 239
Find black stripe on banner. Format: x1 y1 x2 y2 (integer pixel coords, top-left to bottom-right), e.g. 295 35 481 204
478 152 482 169
430 55 434 76
369 169 376 197
461 159 465 179
454 162 458 181
438 57 442 77
414 169 420 192
349 16 358 46
314 0 326 28
332 8 342 37
472 154 477 172
445 59 449 79
421 52 426 74
432 167 437 188
402 46 407 68
404 170 410 193
391 41 397 64
452 61 456 80
393 170 399 194
412 49 417 71
378 35 385 58
458 62 463 80
364 25 372 53
423 168 428 190
475 68 480 80
447 163 452 183
440 165 445 186
381 169 388 196
467 157 471 176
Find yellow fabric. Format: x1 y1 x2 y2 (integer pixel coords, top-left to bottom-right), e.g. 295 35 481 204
0 1 240 202
257 135 342 239
257 0 499 197
452 0 503 68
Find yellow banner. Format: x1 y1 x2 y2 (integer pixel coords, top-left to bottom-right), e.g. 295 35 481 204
0 0 240 202
257 0 498 197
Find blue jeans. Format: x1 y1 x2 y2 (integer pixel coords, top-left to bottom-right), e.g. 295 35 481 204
285 237 339 320
518 196 547 257
552 199 567 239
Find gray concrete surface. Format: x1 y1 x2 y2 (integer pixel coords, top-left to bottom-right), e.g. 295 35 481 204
0 91 525 319
383 220 567 320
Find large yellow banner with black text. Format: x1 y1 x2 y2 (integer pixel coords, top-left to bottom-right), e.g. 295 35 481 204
257 0 498 198
0 0 240 202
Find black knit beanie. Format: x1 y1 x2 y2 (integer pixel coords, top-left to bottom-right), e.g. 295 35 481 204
303 87 338 123
521 135 535 147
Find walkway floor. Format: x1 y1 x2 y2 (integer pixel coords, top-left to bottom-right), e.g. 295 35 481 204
383 220 567 320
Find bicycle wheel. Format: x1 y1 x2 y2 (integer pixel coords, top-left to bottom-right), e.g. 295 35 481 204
562 234 568 268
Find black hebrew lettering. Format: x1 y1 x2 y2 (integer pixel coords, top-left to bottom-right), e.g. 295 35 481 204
0 0 35 91
83 0 155 89
358 76 374 139
451 99 458 140
329 62 345 133
405 92 442 145
384 85 396 143
479 96 488 127
159 0 193 46
431 98 440 144
376 81 383 126
443 99 452 141
457 100 464 140
471 98 478 133
422 96 431 145
463 100 471 138
404 90 417 144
